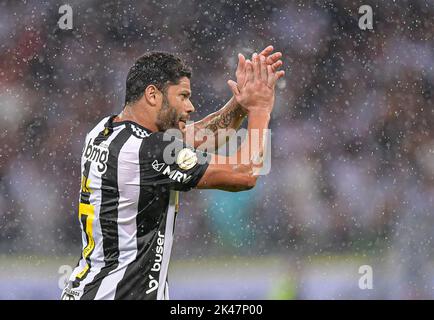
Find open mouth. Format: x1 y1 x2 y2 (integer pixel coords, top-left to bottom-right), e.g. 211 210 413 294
178 114 190 131
179 117 189 125
178 119 187 130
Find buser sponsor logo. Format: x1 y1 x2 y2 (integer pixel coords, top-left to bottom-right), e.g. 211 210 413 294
84 138 109 173
146 230 165 295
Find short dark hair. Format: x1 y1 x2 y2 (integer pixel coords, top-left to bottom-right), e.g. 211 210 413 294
124 51 192 105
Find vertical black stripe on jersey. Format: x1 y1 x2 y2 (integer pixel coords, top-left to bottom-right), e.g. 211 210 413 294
114 138 170 300
80 161 92 204
80 128 131 300
114 199 169 300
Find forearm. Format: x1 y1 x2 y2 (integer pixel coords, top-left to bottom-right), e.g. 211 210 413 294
200 97 247 132
231 110 270 168
186 97 247 151
196 111 271 192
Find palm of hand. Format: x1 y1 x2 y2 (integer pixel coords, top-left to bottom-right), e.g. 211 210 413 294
232 54 278 113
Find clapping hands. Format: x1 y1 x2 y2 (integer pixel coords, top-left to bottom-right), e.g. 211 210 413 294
228 46 285 114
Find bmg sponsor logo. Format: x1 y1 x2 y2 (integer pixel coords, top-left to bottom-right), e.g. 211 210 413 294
83 138 109 173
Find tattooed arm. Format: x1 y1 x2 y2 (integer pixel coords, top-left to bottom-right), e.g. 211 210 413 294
201 97 246 133
197 53 284 191
187 96 247 152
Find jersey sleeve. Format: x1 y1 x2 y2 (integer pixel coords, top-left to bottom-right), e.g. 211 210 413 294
140 131 211 192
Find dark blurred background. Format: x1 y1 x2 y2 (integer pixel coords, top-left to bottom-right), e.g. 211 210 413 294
1 0 434 299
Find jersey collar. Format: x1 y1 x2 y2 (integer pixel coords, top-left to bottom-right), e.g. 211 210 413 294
106 115 153 138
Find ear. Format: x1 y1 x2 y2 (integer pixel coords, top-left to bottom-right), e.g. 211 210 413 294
144 85 161 106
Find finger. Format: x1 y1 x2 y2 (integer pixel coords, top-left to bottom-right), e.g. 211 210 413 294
270 70 285 86
276 70 285 80
266 52 282 65
259 45 274 57
267 65 274 87
236 53 247 88
236 53 246 78
252 53 260 81
271 60 283 72
227 80 240 96
246 60 254 83
260 55 267 81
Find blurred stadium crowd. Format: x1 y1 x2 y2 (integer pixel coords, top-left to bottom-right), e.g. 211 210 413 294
1 0 434 297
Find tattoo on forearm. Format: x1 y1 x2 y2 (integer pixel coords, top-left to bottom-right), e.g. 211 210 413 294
204 109 239 132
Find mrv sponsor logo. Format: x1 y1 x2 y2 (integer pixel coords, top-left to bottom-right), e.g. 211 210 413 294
84 138 109 173
152 160 192 184
162 165 192 183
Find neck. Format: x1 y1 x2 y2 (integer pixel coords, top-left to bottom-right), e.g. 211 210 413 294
115 101 158 132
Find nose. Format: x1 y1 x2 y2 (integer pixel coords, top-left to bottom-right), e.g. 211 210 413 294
186 100 195 113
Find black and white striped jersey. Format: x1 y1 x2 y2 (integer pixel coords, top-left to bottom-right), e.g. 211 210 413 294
61 115 209 300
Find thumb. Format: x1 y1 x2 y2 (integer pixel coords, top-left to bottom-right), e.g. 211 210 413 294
227 79 240 96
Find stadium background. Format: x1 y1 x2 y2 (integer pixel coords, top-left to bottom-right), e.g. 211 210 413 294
1 0 434 299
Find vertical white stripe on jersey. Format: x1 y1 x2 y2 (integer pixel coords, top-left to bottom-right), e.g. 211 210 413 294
65 122 125 299
156 190 177 300
94 134 141 300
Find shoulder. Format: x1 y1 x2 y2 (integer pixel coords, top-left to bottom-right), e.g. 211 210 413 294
141 130 186 150
87 116 112 138
139 131 184 161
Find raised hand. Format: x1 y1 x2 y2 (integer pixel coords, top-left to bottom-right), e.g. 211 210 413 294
235 45 283 92
228 52 284 114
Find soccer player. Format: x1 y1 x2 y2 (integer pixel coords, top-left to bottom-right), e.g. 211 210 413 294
61 46 284 300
